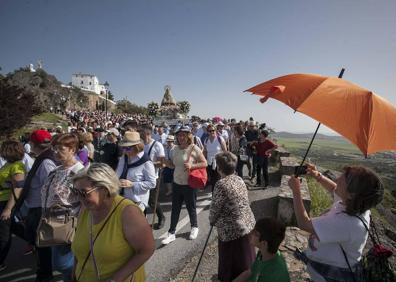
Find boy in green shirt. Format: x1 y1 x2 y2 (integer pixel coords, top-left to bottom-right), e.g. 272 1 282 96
233 217 290 282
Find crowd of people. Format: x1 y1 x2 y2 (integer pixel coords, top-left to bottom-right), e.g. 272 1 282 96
0 109 386 282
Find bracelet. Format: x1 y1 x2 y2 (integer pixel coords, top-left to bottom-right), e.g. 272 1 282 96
316 172 323 181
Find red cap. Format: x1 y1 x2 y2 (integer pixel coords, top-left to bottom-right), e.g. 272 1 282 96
30 130 52 144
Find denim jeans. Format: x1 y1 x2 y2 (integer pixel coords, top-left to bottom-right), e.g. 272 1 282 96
169 183 198 233
52 244 73 282
256 156 269 186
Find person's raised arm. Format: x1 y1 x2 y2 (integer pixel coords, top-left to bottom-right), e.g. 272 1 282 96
288 176 315 234
306 164 337 194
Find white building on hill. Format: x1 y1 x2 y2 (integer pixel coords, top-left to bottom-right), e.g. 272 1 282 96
71 73 107 95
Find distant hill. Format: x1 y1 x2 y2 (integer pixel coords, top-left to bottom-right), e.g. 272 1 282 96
0 67 87 136
273 131 346 142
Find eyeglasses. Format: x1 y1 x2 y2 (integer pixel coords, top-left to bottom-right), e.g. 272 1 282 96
71 187 101 198
122 146 134 152
51 145 67 153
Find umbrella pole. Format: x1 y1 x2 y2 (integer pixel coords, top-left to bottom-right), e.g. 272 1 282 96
296 68 346 176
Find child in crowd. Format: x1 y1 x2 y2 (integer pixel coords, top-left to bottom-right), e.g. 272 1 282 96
233 217 290 282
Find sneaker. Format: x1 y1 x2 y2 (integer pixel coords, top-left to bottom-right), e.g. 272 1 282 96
161 233 176 245
189 227 199 240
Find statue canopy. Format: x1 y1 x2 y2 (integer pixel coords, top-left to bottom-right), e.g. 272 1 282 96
161 86 177 106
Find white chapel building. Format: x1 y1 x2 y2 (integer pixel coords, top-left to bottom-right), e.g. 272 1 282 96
71 73 107 95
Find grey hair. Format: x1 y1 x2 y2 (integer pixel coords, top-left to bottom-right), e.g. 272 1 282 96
72 163 120 197
215 151 238 175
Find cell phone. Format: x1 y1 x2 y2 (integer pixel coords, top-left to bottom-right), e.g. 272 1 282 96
294 165 308 175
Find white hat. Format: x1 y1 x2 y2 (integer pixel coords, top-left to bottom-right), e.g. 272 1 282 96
166 135 175 142
107 128 120 137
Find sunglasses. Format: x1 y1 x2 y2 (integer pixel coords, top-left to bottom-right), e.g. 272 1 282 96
209 130 216 132
71 187 101 198
122 146 134 152
51 145 68 153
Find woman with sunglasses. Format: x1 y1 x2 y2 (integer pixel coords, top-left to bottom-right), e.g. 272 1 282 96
116 131 156 213
40 134 84 282
71 163 154 282
161 126 207 245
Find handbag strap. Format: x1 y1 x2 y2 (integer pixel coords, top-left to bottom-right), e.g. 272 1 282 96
339 244 357 282
187 144 196 165
76 198 127 281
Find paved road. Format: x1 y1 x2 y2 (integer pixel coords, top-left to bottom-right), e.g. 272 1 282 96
1 188 215 282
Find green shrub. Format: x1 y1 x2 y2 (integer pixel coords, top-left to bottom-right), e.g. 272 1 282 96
307 177 333 217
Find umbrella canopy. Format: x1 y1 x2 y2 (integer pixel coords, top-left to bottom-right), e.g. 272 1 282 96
245 73 396 156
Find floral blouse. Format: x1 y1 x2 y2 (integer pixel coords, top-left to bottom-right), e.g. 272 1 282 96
209 174 255 242
41 162 84 214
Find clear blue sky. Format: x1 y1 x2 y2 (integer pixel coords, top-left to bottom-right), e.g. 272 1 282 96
1 0 395 133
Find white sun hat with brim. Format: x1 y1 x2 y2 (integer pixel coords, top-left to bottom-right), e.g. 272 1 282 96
106 127 120 137
166 135 175 142
119 131 142 147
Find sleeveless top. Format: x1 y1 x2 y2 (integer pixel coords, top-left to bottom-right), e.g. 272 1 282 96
71 195 145 282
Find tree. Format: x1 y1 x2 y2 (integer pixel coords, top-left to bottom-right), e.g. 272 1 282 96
0 79 42 137
177 101 191 115
147 101 159 117
116 100 147 115
107 91 115 101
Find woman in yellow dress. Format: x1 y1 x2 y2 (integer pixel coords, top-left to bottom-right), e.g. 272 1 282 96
71 163 154 282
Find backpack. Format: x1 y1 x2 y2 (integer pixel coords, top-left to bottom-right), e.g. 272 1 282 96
13 149 59 215
342 216 395 282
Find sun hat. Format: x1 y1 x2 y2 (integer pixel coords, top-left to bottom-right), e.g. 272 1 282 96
175 125 191 134
30 130 52 143
106 127 120 137
166 135 175 142
217 121 224 126
119 131 142 147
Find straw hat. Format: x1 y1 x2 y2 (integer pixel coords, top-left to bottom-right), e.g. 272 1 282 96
119 131 142 147
166 135 175 142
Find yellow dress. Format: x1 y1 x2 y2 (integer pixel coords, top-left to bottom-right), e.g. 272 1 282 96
71 195 146 282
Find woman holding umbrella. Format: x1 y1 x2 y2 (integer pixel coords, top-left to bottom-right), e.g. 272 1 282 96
289 164 384 281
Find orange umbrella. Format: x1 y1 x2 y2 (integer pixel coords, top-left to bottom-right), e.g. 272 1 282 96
245 72 396 156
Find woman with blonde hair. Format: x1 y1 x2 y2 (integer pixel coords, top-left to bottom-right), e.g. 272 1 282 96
71 163 154 282
161 126 207 245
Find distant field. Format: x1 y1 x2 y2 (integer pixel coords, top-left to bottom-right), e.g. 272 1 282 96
274 135 396 209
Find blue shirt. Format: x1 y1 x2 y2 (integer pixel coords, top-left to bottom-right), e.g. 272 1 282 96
25 159 57 208
116 152 156 207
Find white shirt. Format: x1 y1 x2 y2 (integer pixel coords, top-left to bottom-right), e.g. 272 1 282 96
205 135 224 167
144 140 165 178
116 152 156 207
306 200 370 270
153 133 168 145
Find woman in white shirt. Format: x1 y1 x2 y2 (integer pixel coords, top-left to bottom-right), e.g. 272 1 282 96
289 164 384 281
116 131 156 213
203 124 227 191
